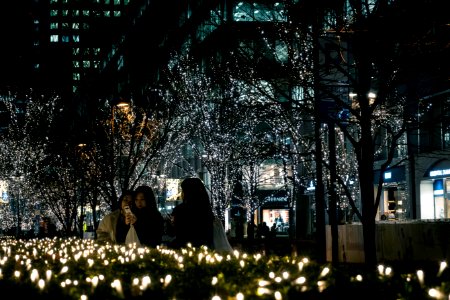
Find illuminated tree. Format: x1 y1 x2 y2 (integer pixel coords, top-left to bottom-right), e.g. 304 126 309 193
220 0 448 265
75 88 187 233
0 90 64 236
165 0 448 264
162 54 285 222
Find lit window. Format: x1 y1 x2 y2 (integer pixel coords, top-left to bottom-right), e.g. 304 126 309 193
72 23 79 29
62 10 69 16
114 11 121 17
73 61 80 68
124 0 130 4
73 73 81 81
62 22 69 29
104 11 111 17
114 0 121 4
50 22 58 29
83 10 90 16
50 35 59 42
50 10 58 16
34 64 40 69
105 0 110 4
62 35 70 42
50 0 58 3
73 48 80 55
73 35 80 42
72 10 79 16
93 61 100 68
83 61 91 68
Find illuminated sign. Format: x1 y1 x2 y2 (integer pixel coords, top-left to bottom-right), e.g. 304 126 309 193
429 169 450 177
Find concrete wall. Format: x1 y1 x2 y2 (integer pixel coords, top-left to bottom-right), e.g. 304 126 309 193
326 222 450 263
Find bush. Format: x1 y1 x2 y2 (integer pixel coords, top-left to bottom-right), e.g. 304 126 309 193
0 237 448 299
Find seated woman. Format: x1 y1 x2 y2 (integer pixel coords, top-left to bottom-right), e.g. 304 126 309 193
133 185 164 247
96 190 135 244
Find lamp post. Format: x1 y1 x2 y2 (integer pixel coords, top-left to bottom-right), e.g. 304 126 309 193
110 98 130 192
111 98 130 134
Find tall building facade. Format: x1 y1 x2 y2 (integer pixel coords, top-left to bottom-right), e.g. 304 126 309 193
107 0 449 224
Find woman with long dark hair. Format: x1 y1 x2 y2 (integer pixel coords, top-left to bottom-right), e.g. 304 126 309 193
171 177 215 249
133 185 164 247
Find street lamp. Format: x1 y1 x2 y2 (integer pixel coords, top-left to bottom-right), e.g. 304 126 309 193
111 97 130 134
110 97 130 191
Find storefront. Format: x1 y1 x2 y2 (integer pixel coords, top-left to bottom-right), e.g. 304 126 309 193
374 165 406 220
420 160 450 220
258 189 290 235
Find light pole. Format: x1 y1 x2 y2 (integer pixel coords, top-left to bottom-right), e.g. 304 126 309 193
110 98 130 193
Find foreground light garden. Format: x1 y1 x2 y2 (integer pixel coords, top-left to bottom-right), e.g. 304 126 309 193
0 237 449 299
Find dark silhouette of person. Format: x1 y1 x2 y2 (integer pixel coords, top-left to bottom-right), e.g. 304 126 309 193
260 222 270 238
171 177 214 249
39 216 57 238
247 222 255 240
133 185 164 247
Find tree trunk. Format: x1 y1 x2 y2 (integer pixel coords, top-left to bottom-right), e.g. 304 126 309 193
359 104 377 266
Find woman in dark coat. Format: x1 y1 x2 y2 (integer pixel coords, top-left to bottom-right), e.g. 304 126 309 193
133 185 164 247
171 177 214 249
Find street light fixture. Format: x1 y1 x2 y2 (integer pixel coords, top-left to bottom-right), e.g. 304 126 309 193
110 97 131 191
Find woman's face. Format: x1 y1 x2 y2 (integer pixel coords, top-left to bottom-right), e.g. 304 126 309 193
135 192 147 209
121 195 132 210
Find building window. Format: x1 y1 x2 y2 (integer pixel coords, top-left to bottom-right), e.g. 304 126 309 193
73 61 80 68
105 0 110 4
50 10 58 17
274 40 288 62
73 48 80 55
50 22 58 29
114 11 121 17
83 61 91 68
72 10 80 16
83 10 90 16
233 2 285 22
114 0 121 5
50 35 59 42
62 10 69 16
73 35 80 42
104 11 111 17
72 23 79 29
62 35 70 43
445 132 450 148
73 73 81 81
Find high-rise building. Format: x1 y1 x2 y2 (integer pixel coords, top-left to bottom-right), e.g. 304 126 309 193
1 0 139 100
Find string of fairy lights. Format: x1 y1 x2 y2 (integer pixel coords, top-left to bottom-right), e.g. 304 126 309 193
1 237 449 299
